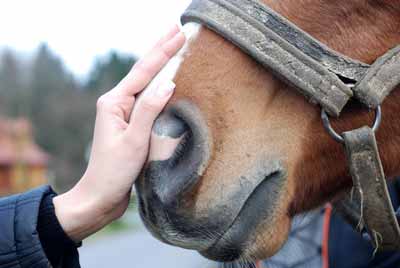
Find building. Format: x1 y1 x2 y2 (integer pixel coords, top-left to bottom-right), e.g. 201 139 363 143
0 117 49 196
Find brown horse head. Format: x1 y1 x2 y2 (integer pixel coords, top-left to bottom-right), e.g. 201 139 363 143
136 0 400 262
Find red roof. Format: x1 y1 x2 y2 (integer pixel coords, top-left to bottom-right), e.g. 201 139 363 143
0 117 49 166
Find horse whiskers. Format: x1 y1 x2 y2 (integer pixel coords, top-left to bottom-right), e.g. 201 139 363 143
219 251 258 268
137 200 257 265
241 253 258 268
160 214 258 266
164 215 221 241
221 257 257 268
140 209 261 268
146 208 228 248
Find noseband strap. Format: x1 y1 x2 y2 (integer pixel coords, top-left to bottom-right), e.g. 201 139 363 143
182 0 355 116
182 0 400 252
182 0 400 116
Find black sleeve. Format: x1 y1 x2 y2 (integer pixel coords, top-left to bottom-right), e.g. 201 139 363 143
0 185 81 268
37 192 82 267
394 177 400 222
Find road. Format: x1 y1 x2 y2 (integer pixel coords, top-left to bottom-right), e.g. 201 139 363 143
79 228 214 268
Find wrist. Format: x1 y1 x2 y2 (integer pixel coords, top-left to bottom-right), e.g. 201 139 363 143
53 183 111 242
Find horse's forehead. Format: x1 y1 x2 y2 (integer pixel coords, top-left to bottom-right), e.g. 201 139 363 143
146 23 202 90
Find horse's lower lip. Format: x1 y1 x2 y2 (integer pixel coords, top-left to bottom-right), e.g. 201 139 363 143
200 170 285 262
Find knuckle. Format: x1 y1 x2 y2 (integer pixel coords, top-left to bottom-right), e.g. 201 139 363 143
133 60 153 75
160 45 174 59
96 94 120 111
96 95 110 110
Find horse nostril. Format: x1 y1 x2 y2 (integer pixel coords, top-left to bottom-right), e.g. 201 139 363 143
149 113 190 162
153 113 187 139
140 101 210 205
137 101 211 243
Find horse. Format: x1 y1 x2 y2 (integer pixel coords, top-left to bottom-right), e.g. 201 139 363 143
135 0 400 264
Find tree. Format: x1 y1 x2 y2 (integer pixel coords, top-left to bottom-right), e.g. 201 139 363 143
85 51 136 93
29 44 76 116
24 44 91 190
0 49 23 116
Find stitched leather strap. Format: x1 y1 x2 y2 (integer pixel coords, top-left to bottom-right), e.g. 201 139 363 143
353 46 400 108
342 126 400 251
182 0 354 116
218 0 370 82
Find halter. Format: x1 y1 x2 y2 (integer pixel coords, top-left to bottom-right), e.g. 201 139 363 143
182 0 400 251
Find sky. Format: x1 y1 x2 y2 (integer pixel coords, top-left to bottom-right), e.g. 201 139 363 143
0 0 192 78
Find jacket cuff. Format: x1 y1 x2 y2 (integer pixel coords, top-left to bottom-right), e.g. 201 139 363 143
37 193 81 266
2 185 81 268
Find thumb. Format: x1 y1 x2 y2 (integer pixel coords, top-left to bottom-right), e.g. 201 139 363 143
127 80 176 139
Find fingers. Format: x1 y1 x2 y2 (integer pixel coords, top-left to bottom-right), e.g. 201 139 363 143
113 26 185 97
96 93 136 122
153 25 180 49
126 80 176 139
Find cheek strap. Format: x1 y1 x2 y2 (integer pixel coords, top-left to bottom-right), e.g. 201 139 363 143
340 126 400 251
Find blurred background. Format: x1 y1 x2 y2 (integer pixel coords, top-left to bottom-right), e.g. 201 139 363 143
0 0 213 267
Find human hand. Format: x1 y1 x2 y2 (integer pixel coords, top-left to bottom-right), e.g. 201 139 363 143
53 25 186 242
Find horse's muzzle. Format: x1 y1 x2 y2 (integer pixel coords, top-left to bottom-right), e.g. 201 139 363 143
135 100 287 262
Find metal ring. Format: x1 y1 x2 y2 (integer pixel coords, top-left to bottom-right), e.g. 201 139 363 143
321 106 382 144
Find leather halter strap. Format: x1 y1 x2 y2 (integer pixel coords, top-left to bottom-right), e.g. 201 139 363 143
182 0 354 116
343 127 400 250
182 0 400 251
182 0 400 116
354 46 400 108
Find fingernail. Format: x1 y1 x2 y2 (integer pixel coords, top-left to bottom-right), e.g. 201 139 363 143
156 80 176 97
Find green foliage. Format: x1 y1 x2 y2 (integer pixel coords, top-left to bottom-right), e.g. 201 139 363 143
86 51 136 93
0 49 23 116
0 44 137 191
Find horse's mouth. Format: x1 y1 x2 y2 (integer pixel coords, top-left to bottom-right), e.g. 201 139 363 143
200 169 286 262
137 160 286 262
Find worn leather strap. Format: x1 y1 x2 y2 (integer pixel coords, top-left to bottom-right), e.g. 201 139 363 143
353 46 400 108
182 0 354 116
333 195 364 231
217 0 370 82
342 126 400 251
182 0 400 114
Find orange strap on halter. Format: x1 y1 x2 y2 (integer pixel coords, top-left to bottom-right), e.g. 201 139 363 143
322 204 332 268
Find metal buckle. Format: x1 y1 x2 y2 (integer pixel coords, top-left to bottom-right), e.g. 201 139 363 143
321 106 382 144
